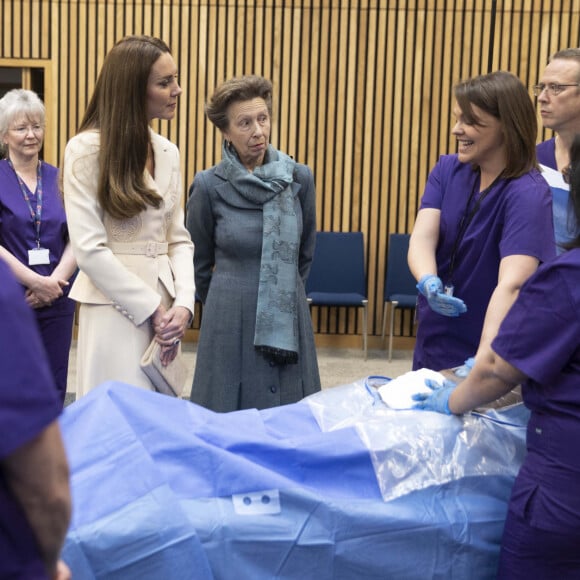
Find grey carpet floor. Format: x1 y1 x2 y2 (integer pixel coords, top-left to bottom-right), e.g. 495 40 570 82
65 340 413 403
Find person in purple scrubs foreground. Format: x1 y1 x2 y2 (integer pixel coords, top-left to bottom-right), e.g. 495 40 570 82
408 71 555 373
0 258 71 579
0 89 76 402
413 134 580 578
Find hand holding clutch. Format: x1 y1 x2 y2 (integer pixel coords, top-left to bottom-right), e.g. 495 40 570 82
140 339 188 397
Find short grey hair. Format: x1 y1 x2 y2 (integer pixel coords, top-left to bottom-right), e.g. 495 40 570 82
549 48 580 81
0 89 46 150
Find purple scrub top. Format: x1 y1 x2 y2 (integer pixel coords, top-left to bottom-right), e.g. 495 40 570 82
537 139 578 254
0 159 74 315
536 138 557 170
0 259 62 578
492 248 580 534
413 154 556 370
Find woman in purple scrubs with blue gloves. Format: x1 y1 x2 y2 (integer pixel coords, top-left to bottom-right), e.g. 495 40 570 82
0 89 76 403
408 71 555 372
414 134 580 578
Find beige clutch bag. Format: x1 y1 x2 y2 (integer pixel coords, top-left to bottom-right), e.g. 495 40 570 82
140 339 188 397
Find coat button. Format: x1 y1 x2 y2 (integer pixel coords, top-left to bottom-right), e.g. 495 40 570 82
269 385 277 393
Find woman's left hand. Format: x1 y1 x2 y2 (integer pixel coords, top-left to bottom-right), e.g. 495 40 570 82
159 341 180 366
152 305 191 366
152 305 191 344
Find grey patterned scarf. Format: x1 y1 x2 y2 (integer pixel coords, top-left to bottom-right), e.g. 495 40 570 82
220 142 299 364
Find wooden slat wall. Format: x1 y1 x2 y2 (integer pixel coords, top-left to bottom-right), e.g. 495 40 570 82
1 0 579 346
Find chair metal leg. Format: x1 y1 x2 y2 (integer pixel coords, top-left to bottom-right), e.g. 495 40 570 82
388 301 398 362
381 301 387 339
362 301 368 360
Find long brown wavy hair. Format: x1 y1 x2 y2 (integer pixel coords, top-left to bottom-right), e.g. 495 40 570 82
78 35 171 219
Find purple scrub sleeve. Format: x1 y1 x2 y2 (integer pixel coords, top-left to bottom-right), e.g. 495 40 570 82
492 249 580 578
0 259 62 579
492 255 580 390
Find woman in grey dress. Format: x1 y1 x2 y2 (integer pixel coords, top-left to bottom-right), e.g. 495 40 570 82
186 75 321 412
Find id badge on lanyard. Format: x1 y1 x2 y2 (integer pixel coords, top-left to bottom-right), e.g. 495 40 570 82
28 247 50 265
9 159 49 265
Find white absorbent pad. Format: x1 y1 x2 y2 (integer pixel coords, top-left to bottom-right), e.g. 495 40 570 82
378 368 446 409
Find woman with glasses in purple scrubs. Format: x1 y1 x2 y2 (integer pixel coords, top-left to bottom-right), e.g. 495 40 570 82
0 89 76 403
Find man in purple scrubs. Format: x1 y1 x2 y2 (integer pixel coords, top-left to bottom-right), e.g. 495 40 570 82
0 258 72 579
535 48 580 251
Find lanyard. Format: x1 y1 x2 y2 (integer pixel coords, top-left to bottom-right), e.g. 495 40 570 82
8 159 43 248
446 173 501 288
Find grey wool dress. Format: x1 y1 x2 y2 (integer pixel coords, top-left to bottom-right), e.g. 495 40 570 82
186 160 321 412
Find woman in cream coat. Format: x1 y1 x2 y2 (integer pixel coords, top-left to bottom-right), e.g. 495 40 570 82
63 36 194 397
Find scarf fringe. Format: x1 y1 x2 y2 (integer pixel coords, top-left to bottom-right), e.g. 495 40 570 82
256 345 299 365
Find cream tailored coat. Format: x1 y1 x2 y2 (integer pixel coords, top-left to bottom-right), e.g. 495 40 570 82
63 129 195 396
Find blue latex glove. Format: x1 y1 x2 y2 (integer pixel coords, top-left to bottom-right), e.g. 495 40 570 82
417 275 467 317
412 378 457 415
416 274 443 298
453 357 475 378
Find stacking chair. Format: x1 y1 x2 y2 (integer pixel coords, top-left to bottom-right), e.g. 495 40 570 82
381 233 418 361
306 232 368 359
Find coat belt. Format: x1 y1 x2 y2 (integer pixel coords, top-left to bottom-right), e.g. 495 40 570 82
108 241 169 257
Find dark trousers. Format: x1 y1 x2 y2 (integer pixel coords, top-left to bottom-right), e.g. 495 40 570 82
36 304 75 404
498 508 580 579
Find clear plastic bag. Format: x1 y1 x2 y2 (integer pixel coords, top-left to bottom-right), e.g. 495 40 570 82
306 378 528 502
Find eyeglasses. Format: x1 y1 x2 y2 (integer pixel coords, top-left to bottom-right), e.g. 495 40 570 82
532 83 580 97
9 124 44 135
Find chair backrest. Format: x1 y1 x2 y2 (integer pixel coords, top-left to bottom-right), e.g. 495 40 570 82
384 233 417 300
306 232 366 295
